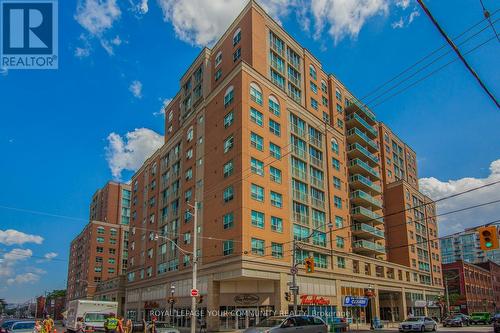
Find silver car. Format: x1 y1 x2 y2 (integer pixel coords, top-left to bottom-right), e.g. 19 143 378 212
243 316 327 333
153 322 179 333
398 316 437 332
4 321 35 333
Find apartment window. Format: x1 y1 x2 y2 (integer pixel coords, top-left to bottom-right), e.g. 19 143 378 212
334 196 342 208
233 48 241 62
336 236 345 249
251 210 264 228
223 135 234 153
97 226 105 234
224 86 234 107
337 119 344 129
250 132 264 151
215 68 222 81
331 138 339 154
95 267 102 273
322 96 328 107
321 80 327 93
270 166 282 183
271 216 283 232
337 256 346 269
96 256 103 263
293 224 309 241
310 81 318 94
223 160 234 178
97 237 104 243
96 247 104 253
251 238 265 255
184 189 192 202
310 97 318 110
215 51 222 67
251 157 264 176
335 216 344 228
187 127 194 142
250 108 263 126
333 177 341 189
223 186 234 202
335 88 342 100
336 103 343 113
332 158 340 170
272 243 283 258
309 64 317 80
223 240 234 255
270 191 283 208
269 96 280 116
233 28 241 46
269 119 281 136
184 232 191 245
270 142 281 159
186 148 193 160
223 212 234 229
313 231 326 247
251 184 264 202
250 82 263 105
224 111 233 128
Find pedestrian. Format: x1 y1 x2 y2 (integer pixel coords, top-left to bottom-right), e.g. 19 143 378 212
104 313 119 333
125 318 133 333
34 320 43 333
43 315 54 333
75 317 85 333
117 316 124 333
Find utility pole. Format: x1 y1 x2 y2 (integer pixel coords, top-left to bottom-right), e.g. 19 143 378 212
190 202 198 333
291 239 298 314
444 278 450 316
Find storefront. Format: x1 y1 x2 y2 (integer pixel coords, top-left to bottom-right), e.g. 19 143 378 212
288 295 337 325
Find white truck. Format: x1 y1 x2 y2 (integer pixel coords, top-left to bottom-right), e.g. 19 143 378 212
65 300 118 333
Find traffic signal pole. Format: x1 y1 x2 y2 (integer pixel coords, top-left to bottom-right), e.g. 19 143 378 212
291 239 298 314
190 202 198 333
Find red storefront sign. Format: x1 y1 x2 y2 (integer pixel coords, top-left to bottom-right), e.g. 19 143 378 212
300 295 330 305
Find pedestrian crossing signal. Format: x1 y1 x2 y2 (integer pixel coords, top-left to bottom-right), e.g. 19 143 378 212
478 225 499 251
305 257 314 273
284 292 291 302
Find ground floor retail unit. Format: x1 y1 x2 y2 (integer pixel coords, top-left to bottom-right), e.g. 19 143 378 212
125 266 443 331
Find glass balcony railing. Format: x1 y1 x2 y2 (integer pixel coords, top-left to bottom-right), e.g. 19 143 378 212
291 124 306 138
346 97 376 124
291 167 307 181
293 190 308 202
351 206 384 224
311 197 325 209
348 143 379 165
349 158 380 179
309 135 322 149
270 41 284 56
347 128 378 151
310 175 324 189
352 240 386 254
310 155 323 168
291 145 307 159
293 212 308 224
352 223 385 239
349 174 381 193
350 190 383 208
346 113 377 137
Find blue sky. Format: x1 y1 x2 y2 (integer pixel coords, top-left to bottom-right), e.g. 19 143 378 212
0 0 499 303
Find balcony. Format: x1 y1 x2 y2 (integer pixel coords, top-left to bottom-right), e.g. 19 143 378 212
311 197 325 210
345 97 377 125
310 175 324 189
270 41 284 56
351 206 384 224
347 128 378 153
288 75 301 88
350 190 383 209
310 156 323 168
293 212 308 225
292 190 308 203
292 166 307 181
291 145 307 160
291 124 306 138
349 158 380 179
309 135 322 149
352 223 385 240
346 113 377 138
347 143 379 166
352 240 386 255
349 174 381 194
270 58 285 74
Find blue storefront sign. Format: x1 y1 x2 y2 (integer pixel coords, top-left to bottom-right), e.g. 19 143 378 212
343 296 369 307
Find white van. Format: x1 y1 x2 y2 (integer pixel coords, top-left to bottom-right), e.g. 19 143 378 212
66 300 118 333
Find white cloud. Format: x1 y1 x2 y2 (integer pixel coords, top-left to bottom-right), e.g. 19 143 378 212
75 0 121 36
129 80 143 98
131 0 149 14
105 128 164 180
153 98 173 117
391 17 404 28
395 0 410 9
44 252 58 260
391 8 419 29
157 0 292 46
0 229 43 246
0 249 33 277
7 272 40 285
408 9 419 23
420 159 500 236
75 46 91 58
309 0 389 43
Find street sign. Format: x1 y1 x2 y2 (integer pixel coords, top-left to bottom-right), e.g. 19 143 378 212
343 296 369 307
289 286 299 292
290 267 298 275
191 288 199 297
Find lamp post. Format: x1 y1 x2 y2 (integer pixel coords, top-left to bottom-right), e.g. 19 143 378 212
170 284 176 325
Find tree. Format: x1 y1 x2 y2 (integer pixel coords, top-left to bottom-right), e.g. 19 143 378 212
0 298 6 314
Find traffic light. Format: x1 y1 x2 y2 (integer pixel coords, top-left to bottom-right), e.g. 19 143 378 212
305 257 315 273
284 292 291 302
478 225 499 251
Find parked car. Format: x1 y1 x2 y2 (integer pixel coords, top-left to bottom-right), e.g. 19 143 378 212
153 322 179 333
0 320 33 333
398 317 437 332
243 315 328 333
443 313 470 327
1 321 35 333
469 312 491 324
493 313 500 333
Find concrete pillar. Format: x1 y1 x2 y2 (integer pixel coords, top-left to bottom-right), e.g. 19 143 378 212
423 290 428 316
274 273 289 315
372 286 380 319
401 288 407 318
207 275 220 332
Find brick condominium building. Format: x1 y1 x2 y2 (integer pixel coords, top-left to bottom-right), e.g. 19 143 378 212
59 1 443 329
67 181 131 307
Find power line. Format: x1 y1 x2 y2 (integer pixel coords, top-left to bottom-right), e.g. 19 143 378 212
479 0 500 42
417 0 499 108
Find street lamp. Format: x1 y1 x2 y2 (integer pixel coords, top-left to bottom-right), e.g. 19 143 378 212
170 285 176 325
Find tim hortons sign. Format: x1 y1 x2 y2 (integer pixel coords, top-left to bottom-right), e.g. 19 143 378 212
300 295 331 306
